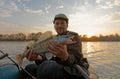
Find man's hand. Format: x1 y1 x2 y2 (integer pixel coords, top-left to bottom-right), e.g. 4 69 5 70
48 40 69 61
26 50 42 61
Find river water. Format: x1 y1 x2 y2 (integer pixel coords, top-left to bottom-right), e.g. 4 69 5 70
0 41 120 79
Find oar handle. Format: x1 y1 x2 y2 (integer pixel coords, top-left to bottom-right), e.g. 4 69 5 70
0 53 8 60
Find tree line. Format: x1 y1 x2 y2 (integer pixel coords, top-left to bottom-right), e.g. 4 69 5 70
80 33 120 41
0 32 42 41
0 32 120 41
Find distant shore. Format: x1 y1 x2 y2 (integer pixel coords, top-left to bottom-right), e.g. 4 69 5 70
0 32 120 42
0 40 120 42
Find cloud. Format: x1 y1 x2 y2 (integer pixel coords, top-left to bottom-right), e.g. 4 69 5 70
0 22 33 34
0 12 12 17
96 12 120 23
114 0 120 6
0 22 54 34
0 0 20 17
56 5 64 9
23 4 44 15
69 12 110 27
25 8 43 14
68 12 105 35
45 4 51 13
98 0 120 9
68 11 120 35
0 0 31 15
10 1 19 12
108 12 120 21
0 22 9 26
0 22 20 34
96 0 103 3
68 11 120 27
29 24 55 34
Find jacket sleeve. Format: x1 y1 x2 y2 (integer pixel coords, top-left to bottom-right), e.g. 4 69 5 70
35 52 47 65
56 33 83 66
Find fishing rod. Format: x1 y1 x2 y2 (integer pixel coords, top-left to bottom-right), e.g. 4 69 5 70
0 49 37 79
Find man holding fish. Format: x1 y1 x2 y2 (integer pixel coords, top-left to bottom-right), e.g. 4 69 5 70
24 14 89 79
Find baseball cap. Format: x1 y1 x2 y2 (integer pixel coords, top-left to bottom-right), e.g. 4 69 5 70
53 14 69 23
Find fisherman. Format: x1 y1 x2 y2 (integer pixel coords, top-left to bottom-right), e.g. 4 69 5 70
24 14 89 79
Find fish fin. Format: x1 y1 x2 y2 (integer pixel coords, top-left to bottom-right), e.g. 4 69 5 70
37 31 53 41
27 41 35 48
15 54 23 66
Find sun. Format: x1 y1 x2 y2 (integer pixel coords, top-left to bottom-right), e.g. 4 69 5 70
85 32 95 38
86 33 93 38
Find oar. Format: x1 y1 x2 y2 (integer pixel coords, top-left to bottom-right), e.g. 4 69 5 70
0 49 37 79
0 50 19 67
0 53 8 60
75 64 91 79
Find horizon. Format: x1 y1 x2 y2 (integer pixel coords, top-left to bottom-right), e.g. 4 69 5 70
0 31 119 38
0 0 120 36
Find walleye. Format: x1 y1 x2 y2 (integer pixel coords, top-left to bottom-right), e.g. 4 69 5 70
15 31 75 65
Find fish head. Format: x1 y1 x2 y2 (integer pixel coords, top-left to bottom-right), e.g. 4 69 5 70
54 35 76 45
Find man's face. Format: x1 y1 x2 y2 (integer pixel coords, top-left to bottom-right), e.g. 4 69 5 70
54 19 68 35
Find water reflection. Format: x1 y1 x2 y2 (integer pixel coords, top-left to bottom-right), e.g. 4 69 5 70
83 42 95 57
86 42 91 53
83 42 104 58
86 42 93 57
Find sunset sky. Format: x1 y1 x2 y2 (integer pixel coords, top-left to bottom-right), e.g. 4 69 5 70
0 0 120 36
